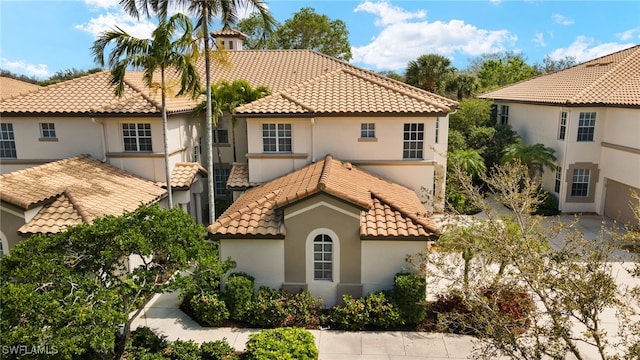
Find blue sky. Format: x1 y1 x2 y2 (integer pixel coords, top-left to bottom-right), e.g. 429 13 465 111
1 0 639 79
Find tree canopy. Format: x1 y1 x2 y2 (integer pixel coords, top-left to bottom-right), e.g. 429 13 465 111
405 54 456 94
0 204 224 359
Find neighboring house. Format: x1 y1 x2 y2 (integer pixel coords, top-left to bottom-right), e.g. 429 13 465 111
480 45 640 226
210 155 437 305
0 155 167 255
0 77 41 100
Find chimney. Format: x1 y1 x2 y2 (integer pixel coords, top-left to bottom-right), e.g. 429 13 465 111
210 25 248 51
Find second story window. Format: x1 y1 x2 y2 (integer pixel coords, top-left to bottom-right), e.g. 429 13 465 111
214 168 231 197
435 118 440 144
360 123 375 138
213 129 228 144
262 123 291 152
554 166 562 193
403 123 424 159
499 105 509 125
40 123 56 139
0 123 17 159
558 112 567 140
577 112 596 142
122 123 152 152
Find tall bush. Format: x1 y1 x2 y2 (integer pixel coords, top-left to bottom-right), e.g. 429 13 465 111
224 272 255 321
245 328 318 360
394 272 427 325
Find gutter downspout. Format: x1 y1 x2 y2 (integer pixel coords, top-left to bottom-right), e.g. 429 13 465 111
91 117 107 162
310 117 316 162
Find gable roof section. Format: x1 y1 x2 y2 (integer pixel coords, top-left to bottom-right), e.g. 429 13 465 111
0 77 41 100
209 155 437 239
480 45 640 107
0 155 166 234
1 49 457 116
236 67 456 115
170 162 207 190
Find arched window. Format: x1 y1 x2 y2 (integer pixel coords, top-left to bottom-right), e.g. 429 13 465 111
313 234 333 281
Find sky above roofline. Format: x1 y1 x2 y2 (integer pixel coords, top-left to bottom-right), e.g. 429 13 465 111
1 0 638 79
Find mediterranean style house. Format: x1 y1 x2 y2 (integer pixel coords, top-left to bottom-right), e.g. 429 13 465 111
480 45 640 227
1 30 458 300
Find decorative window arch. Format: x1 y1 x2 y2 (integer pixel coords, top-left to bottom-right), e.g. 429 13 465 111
0 231 9 257
305 228 340 284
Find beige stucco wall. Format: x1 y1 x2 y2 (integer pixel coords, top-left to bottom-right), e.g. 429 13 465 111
361 240 428 295
0 116 105 174
219 239 285 289
498 102 640 216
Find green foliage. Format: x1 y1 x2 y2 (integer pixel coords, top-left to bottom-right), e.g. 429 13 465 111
200 340 238 360
477 55 538 91
449 98 494 133
405 53 456 93
236 13 281 50
327 295 369 330
189 292 230 326
502 138 557 178
164 339 201 360
245 328 318 360
0 204 210 359
130 327 168 354
393 272 427 325
532 188 560 216
364 291 404 329
224 272 255 321
446 190 482 215
246 287 321 328
275 7 351 61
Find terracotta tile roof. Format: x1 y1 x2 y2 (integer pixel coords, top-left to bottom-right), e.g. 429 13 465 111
211 28 248 39
480 45 640 107
0 155 166 234
236 67 457 115
1 50 457 116
209 155 437 239
0 77 41 100
227 163 260 189
170 162 207 190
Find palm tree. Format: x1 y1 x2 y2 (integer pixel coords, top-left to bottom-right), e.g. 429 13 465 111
501 138 557 178
405 54 456 93
92 13 201 209
446 73 478 100
120 0 276 224
448 149 487 179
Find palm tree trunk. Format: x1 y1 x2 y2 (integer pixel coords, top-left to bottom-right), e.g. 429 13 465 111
203 7 216 224
161 68 173 208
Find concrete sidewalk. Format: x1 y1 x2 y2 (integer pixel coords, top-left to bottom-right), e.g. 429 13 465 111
131 291 479 359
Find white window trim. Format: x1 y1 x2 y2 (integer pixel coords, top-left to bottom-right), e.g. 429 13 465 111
558 112 567 140
39 122 57 139
262 123 292 153
360 122 376 139
577 112 596 142
122 123 152 152
305 228 340 284
499 105 509 125
402 123 424 160
0 123 17 159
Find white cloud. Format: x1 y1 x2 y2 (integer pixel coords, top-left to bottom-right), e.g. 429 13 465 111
83 0 120 10
1 58 50 78
355 1 426 27
75 10 157 39
552 13 574 25
533 33 546 47
616 27 639 41
351 2 516 71
549 36 634 63
490 0 502 5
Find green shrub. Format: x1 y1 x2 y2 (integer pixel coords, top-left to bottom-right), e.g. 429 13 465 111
245 328 318 360
532 188 560 216
247 287 320 328
189 292 230 327
200 339 238 360
224 272 255 321
327 295 368 331
129 326 167 354
164 339 201 360
393 272 427 325
365 291 403 329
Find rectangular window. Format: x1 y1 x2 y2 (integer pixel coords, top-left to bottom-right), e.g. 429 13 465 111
262 123 291 152
571 168 590 197
40 123 56 138
554 166 562 193
213 129 228 144
360 123 375 138
0 123 17 159
313 234 333 281
558 112 567 140
435 118 440 144
122 123 152 152
403 123 424 159
214 168 231 197
577 112 596 142
499 105 509 125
